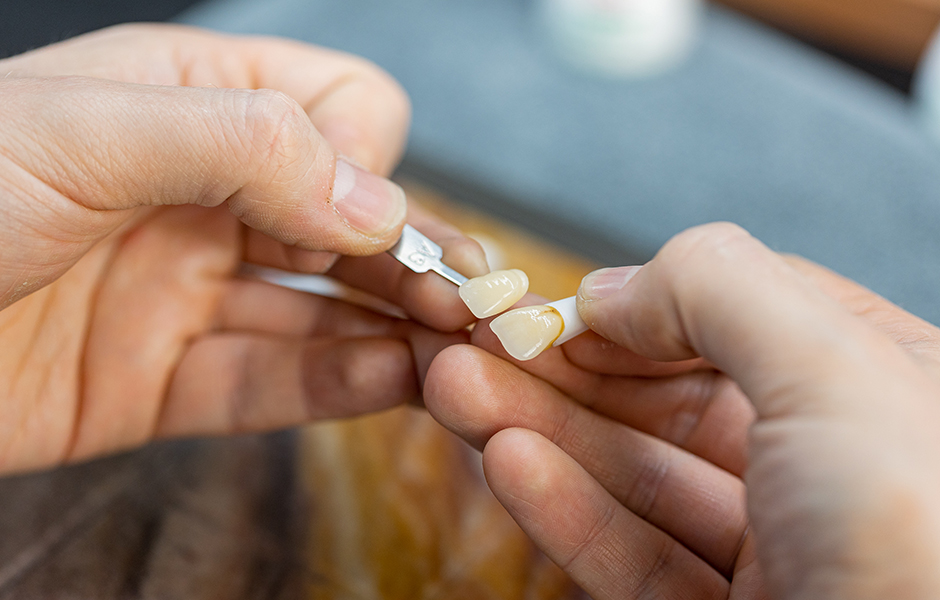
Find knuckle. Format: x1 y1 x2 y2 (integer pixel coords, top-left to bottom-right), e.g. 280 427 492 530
656 222 757 289
233 88 317 176
560 502 617 571
632 540 680 599
546 402 579 452
624 455 672 520
661 371 725 447
662 222 754 266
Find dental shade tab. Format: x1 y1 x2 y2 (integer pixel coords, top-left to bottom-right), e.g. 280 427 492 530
387 224 469 286
489 296 589 361
458 269 529 318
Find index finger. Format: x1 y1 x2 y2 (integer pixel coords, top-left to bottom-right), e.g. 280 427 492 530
4 24 409 175
327 201 491 332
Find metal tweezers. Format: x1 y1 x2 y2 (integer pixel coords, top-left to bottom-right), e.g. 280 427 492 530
386 224 468 286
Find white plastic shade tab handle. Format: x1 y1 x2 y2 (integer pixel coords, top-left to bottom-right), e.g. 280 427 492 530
546 296 589 346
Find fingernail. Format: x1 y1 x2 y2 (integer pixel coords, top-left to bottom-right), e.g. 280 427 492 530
579 266 642 301
331 157 407 236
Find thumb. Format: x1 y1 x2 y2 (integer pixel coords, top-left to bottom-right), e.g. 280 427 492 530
574 223 930 421
0 76 406 304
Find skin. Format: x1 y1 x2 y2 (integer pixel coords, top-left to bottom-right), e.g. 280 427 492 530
425 222 940 600
4 23 936 598
0 24 489 474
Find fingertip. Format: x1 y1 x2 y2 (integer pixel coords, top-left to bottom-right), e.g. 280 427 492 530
403 273 478 332
574 266 643 347
482 428 551 494
405 326 470 389
482 429 584 531
425 344 519 449
424 344 485 418
441 234 491 279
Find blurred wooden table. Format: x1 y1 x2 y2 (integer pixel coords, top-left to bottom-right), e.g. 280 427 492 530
0 180 597 600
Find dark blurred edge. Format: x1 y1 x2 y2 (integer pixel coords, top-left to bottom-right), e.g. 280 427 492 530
0 0 202 59
0 0 921 94
396 155 651 267
810 45 914 93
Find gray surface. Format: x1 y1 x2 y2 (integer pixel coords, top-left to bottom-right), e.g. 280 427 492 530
181 0 940 323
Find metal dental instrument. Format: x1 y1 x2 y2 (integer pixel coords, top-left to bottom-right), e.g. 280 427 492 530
241 225 468 317
387 224 469 286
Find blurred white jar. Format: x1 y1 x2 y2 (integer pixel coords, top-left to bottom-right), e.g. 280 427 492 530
537 0 702 78
915 26 940 144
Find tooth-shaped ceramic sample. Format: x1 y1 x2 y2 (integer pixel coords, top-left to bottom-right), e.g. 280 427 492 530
490 296 589 361
458 269 529 319
490 305 564 361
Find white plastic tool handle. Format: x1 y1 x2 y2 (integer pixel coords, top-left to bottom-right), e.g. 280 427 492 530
547 296 589 346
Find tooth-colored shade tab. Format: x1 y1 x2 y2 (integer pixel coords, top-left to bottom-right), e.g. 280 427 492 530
458 269 529 318
490 305 563 361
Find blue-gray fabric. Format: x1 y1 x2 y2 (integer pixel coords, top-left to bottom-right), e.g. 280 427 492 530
180 0 940 324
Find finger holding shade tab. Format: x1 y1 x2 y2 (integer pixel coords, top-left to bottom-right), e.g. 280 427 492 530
388 225 589 361
457 269 588 361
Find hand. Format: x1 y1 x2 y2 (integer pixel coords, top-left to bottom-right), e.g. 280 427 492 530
425 223 940 600
0 25 489 473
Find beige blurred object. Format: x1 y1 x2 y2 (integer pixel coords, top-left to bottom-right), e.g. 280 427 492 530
299 408 575 599
715 0 940 70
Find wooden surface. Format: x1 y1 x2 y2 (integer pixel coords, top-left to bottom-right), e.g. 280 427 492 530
0 183 596 599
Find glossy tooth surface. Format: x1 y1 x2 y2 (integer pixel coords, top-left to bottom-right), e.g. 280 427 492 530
490 305 563 361
458 269 529 319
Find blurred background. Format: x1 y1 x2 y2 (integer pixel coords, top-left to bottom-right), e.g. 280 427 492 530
2 0 936 89
3 0 939 322
1 2 940 598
